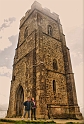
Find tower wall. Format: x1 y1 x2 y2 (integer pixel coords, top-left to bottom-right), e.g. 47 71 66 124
60 32 82 119
7 1 83 119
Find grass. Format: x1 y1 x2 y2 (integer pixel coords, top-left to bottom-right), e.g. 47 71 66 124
66 122 84 124
0 119 56 124
0 119 84 124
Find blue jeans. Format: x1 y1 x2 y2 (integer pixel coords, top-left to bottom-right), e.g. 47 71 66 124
23 110 30 118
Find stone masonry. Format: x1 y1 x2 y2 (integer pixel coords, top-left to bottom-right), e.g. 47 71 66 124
7 1 83 119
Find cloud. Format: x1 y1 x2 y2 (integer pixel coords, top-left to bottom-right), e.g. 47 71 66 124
0 17 19 51
0 37 12 51
0 17 16 31
0 66 12 78
0 34 18 69
0 76 11 104
66 25 83 67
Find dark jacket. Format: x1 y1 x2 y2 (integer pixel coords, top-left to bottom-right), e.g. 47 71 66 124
31 101 36 109
23 101 31 111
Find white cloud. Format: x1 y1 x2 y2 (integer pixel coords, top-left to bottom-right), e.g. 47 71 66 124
0 17 16 31
71 51 83 61
0 36 12 51
0 19 19 51
0 76 11 104
0 66 12 77
66 25 83 47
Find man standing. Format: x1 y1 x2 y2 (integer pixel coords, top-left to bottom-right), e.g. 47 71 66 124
31 97 36 120
23 97 31 120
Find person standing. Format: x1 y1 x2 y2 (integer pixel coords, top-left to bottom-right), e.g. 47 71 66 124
23 97 31 120
31 97 36 120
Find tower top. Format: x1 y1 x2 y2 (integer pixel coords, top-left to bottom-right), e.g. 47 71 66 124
31 1 42 8
20 1 60 28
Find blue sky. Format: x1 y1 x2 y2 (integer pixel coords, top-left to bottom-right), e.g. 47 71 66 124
0 0 83 115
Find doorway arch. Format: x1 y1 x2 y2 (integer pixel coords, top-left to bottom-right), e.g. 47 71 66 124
16 85 24 116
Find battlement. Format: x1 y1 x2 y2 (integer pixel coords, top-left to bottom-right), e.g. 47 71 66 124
20 1 60 28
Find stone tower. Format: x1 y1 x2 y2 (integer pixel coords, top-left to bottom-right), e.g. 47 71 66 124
7 1 82 119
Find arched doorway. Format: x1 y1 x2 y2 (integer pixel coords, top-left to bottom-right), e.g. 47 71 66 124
16 85 24 116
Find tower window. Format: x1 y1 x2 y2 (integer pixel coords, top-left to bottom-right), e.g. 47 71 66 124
53 80 56 92
53 59 58 70
24 27 28 39
48 25 52 36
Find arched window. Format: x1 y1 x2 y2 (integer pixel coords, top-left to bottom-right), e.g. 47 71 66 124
48 25 52 36
53 59 58 70
53 80 56 92
24 27 28 39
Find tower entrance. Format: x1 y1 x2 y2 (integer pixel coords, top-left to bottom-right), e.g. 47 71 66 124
16 85 24 116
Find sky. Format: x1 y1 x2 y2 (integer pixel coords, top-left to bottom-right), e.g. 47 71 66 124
0 0 83 115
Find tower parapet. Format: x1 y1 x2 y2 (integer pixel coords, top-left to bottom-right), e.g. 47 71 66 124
20 1 60 28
